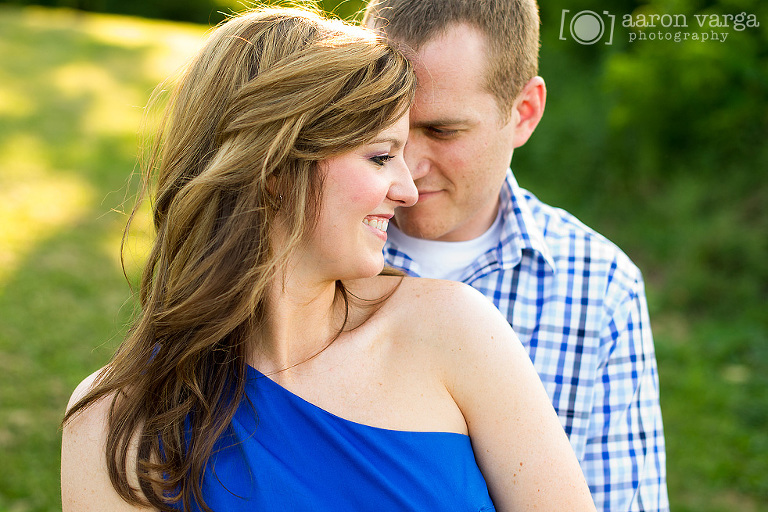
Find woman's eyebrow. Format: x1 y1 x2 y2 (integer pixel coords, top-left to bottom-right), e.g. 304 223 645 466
368 137 405 149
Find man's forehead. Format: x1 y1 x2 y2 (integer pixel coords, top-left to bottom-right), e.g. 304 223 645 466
411 26 488 91
408 90 489 127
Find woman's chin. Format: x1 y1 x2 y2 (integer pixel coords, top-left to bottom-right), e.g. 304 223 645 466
338 258 385 282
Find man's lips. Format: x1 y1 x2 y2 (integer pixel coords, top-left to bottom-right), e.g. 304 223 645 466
417 189 442 201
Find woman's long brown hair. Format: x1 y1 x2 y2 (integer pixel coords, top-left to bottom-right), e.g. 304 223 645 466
62 6 415 511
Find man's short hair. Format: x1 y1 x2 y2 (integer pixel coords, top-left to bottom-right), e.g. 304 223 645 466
363 0 539 119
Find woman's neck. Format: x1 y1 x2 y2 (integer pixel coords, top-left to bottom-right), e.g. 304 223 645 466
253 272 346 376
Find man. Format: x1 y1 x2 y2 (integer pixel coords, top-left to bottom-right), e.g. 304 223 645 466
363 1 669 510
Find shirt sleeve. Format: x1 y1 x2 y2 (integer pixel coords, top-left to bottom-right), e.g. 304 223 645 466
584 259 669 512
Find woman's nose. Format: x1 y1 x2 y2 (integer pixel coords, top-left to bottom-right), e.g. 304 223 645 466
389 158 418 207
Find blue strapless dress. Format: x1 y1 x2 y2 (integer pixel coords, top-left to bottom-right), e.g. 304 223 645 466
179 365 496 511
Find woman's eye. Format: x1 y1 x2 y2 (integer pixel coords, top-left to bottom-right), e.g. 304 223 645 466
370 154 395 166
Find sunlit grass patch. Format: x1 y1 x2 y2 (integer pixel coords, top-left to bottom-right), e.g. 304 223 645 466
0 175 94 283
16 5 211 82
52 61 145 134
0 132 94 281
0 88 35 118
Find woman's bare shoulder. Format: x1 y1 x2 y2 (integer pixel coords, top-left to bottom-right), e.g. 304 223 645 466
61 368 152 511
65 368 104 414
394 277 511 334
397 275 484 300
374 277 523 373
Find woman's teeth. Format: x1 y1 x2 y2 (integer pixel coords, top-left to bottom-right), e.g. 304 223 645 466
363 218 389 232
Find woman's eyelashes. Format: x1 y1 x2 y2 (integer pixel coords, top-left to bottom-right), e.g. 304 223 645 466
370 154 395 166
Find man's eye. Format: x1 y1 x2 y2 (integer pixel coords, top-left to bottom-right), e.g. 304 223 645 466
370 155 395 166
427 127 458 138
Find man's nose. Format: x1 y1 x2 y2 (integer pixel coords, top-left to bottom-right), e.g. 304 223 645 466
403 138 430 181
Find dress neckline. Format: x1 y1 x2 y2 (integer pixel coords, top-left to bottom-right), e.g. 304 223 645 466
245 364 469 438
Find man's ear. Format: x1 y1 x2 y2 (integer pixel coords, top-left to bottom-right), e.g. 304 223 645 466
511 76 546 148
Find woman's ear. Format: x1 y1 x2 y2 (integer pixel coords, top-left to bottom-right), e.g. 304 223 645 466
265 175 283 211
511 76 546 149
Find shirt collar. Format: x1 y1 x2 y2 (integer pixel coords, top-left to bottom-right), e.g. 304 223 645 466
498 169 557 274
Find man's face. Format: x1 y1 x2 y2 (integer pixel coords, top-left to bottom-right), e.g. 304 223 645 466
395 23 518 242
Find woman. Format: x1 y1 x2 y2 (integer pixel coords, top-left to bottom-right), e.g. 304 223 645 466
61 6 596 512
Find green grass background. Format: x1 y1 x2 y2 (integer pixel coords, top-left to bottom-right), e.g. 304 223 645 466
0 3 766 511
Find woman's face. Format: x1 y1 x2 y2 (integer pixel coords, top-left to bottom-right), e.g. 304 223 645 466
303 114 416 282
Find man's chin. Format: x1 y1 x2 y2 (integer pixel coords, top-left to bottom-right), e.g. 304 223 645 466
393 213 450 241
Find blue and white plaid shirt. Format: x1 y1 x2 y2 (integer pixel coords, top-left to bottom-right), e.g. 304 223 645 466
384 170 669 512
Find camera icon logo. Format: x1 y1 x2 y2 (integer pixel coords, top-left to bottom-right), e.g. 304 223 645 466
559 10 616 45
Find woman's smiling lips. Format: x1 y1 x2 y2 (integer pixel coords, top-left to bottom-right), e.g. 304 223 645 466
362 214 392 240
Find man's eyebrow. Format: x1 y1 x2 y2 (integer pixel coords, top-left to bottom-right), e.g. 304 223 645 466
410 118 467 128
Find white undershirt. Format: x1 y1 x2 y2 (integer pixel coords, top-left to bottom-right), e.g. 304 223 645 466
386 209 503 281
